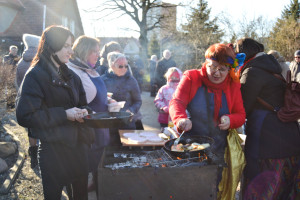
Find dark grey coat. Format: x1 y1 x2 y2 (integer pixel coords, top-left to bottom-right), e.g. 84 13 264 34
16 47 37 88
240 53 300 159
154 57 176 88
101 70 142 128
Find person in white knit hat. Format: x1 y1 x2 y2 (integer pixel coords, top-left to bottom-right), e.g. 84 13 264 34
16 33 40 168
16 33 40 89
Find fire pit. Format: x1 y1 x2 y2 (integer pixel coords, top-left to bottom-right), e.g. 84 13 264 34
97 146 221 199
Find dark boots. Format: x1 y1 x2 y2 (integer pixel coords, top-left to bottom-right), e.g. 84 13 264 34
28 146 38 168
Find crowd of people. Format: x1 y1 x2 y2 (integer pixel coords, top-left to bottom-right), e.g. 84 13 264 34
1 24 300 199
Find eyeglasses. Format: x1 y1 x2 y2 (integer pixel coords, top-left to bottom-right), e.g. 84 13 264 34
118 65 128 69
295 56 300 58
208 64 229 73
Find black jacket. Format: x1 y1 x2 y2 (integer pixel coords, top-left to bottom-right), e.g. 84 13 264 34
16 59 88 147
154 58 176 87
240 54 300 158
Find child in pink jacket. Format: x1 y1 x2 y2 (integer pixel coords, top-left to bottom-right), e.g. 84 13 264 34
154 67 182 131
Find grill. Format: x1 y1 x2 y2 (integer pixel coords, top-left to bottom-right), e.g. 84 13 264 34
97 146 221 200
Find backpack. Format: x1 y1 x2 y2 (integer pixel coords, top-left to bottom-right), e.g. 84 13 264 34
257 70 300 122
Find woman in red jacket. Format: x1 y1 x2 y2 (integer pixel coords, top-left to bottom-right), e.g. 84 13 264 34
169 43 246 177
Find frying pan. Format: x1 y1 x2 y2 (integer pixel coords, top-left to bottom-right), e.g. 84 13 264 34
163 135 214 159
83 111 133 128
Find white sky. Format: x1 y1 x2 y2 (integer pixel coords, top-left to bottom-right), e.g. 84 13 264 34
77 0 291 38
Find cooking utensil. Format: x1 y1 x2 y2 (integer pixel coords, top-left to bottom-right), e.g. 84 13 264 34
163 135 214 159
83 111 133 128
173 131 185 146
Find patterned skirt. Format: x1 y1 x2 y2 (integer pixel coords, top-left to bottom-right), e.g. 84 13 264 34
243 156 300 200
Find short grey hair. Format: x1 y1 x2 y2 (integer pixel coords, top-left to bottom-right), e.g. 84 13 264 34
107 51 126 70
150 55 157 61
163 49 171 59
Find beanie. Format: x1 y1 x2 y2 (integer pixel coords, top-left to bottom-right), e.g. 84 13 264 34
295 50 300 56
23 34 40 50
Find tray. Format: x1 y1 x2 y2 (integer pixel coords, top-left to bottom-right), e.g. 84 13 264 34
119 130 166 146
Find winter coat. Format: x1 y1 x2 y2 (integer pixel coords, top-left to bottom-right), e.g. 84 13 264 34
2 54 20 66
290 60 300 83
16 59 89 147
240 53 300 159
154 58 176 88
169 66 246 129
16 47 37 88
101 70 142 126
149 60 156 84
154 81 179 124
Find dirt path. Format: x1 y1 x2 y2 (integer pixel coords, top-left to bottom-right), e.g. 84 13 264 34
140 91 160 131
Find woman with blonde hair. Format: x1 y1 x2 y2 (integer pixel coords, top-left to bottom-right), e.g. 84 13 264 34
67 35 112 193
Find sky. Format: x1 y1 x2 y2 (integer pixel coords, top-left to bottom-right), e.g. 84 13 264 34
77 0 291 38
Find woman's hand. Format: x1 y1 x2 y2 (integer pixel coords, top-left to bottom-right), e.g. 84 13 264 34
108 98 117 104
177 118 192 131
66 107 88 123
218 115 230 130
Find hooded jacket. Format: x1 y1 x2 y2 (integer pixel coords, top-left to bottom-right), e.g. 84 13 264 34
240 53 300 158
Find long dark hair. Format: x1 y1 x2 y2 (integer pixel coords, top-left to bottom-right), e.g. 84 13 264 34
32 25 74 67
234 38 264 61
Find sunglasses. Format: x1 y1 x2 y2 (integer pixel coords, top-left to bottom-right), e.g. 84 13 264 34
295 56 300 58
118 65 128 69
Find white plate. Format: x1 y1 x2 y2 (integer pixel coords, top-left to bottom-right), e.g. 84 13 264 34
128 136 148 144
123 133 139 138
146 136 163 142
140 132 158 138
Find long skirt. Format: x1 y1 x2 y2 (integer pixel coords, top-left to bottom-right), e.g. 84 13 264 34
243 156 300 200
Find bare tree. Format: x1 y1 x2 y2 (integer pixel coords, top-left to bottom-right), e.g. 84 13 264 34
87 0 179 61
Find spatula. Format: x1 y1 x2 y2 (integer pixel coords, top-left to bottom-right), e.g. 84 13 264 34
173 131 185 146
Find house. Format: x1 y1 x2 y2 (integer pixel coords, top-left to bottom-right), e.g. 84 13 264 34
98 37 140 58
0 0 84 55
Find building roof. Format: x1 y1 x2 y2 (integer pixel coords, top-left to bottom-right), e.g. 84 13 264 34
0 0 25 10
0 0 84 38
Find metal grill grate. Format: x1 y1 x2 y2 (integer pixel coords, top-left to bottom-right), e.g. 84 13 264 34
105 149 208 170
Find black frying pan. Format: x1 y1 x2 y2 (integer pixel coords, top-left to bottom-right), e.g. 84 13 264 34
163 135 214 159
83 111 133 128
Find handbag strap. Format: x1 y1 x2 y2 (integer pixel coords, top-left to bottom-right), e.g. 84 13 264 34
256 97 277 112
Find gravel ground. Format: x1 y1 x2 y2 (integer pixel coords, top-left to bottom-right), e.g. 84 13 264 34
0 91 159 200
0 109 69 200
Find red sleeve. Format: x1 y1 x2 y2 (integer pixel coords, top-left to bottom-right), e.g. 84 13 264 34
169 70 202 127
226 81 246 128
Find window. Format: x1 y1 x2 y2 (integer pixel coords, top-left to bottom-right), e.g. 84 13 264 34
70 20 75 35
62 16 68 27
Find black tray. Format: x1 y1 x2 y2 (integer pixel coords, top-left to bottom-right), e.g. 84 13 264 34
83 112 133 128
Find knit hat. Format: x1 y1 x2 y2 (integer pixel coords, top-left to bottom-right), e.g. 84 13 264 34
294 50 300 56
23 34 40 49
